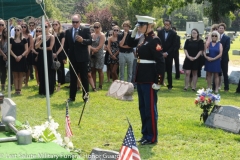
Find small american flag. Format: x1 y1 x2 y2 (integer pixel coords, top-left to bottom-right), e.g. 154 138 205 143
118 125 141 160
65 102 73 137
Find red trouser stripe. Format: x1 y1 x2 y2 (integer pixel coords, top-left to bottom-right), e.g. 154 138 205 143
150 85 156 142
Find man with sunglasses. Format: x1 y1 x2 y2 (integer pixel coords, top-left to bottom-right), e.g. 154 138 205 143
28 21 36 37
64 14 92 103
157 19 176 90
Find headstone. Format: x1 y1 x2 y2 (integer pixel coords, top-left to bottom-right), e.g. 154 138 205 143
1 98 16 122
88 148 119 160
106 80 134 101
227 33 234 38
232 50 240 55
229 71 240 84
205 105 240 134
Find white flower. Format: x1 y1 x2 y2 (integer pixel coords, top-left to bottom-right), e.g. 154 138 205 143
67 142 74 149
196 88 205 95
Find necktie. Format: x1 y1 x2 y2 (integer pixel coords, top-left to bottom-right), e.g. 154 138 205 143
73 28 78 42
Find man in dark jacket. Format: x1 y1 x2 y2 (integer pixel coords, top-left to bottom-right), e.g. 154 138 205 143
157 19 176 90
172 27 181 79
64 14 92 102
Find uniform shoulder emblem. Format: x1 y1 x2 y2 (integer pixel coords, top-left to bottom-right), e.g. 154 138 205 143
156 44 162 51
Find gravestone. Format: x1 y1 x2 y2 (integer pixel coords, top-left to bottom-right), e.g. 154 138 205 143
205 105 240 134
88 148 119 160
106 80 134 101
1 98 16 121
229 71 240 84
232 50 240 55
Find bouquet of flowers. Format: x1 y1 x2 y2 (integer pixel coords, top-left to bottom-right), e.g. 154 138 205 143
194 88 221 122
19 117 75 151
194 88 221 111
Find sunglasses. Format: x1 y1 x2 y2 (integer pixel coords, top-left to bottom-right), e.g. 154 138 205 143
212 35 217 37
29 25 35 27
113 30 119 32
15 29 20 32
212 28 218 30
52 24 58 26
36 30 42 33
72 21 79 24
0 24 4 26
21 26 27 28
94 26 99 29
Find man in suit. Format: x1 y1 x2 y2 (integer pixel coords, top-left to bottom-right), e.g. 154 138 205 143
64 14 92 102
213 23 230 91
172 27 181 80
157 19 176 90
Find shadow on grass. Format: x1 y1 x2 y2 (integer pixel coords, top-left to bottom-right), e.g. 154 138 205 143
51 101 85 110
138 144 156 159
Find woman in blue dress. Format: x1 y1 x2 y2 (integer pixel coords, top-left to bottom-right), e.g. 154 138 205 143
204 31 223 93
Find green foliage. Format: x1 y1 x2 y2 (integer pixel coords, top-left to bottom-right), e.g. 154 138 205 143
44 0 62 20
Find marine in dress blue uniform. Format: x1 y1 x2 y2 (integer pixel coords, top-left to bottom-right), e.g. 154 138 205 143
128 15 165 145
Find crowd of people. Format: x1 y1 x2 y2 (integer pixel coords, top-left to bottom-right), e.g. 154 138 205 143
0 16 240 97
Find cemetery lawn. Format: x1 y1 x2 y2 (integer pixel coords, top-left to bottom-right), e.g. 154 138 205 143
8 72 240 160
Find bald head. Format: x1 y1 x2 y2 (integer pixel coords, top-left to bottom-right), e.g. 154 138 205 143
72 14 81 28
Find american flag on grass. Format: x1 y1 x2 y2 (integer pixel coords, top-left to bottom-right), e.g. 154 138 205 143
118 124 141 160
65 102 73 137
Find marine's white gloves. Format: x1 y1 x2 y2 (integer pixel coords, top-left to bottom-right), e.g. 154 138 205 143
152 83 160 90
131 26 138 38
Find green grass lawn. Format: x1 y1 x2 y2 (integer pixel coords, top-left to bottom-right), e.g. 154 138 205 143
4 71 240 160
3 33 240 160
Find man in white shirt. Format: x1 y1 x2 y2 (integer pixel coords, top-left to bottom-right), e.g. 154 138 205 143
29 21 36 37
11 19 22 37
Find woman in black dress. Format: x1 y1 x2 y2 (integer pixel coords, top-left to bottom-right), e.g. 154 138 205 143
183 28 204 91
31 26 42 86
21 22 33 87
35 22 55 95
0 27 8 91
10 25 28 94
52 20 66 91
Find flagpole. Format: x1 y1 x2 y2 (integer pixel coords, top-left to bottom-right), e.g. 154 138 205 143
41 15 51 121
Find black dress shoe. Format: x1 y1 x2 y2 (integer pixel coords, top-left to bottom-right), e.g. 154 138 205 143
137 137 145 143
67 98 75 102
141 140 157 145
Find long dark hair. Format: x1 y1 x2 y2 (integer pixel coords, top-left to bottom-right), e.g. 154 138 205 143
1 28 7 42
190 28 201 41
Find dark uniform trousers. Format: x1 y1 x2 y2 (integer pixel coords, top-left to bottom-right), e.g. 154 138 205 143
137 83 158 143
69 60 89 100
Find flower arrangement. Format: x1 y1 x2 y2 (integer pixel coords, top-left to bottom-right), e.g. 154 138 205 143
194 88 221 111
194 88 221 122
19 117 75 152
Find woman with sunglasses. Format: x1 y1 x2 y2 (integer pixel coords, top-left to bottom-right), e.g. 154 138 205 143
183 28 204 91
52 20 66 91
31 26 42 86
10 25 28 94
35 22 55 95
205 24 219 52
107 27 119 81
104 30 113 83
204 31 223 93
0 27 8 91
89 22 105 90
21 22 34 87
